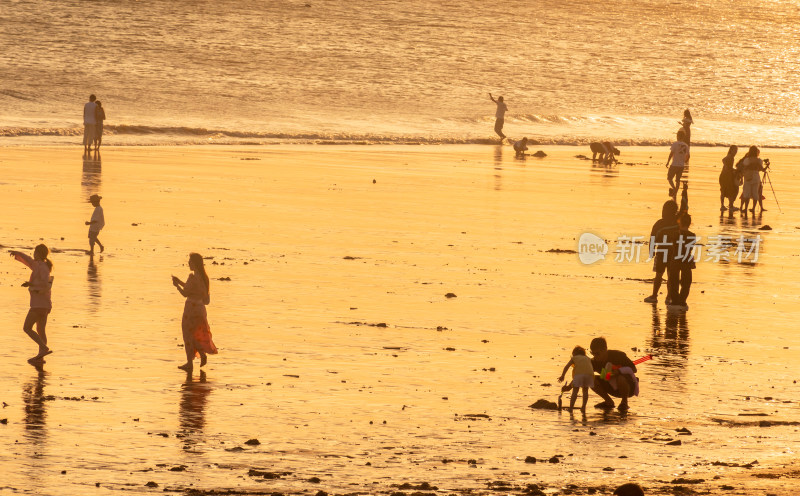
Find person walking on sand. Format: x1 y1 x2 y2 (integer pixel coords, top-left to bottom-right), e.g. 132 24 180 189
719 145 739 211
83 94 97 153
172 253 217 372
94 101 106 150
643 199 678 303
9 245 54 363
489 93 507 142
665 129 689 194
739 146 766 214
589 337 638 412
85 194 105 254
557 345 594 413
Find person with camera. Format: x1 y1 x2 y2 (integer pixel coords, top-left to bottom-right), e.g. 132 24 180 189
739 146 768 214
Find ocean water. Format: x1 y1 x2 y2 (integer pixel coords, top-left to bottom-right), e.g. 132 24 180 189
3 0 800 146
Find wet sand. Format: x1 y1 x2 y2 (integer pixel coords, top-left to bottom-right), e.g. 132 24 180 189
1 145 799 495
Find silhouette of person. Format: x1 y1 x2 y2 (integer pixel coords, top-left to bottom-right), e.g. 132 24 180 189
10 245 54 362
644 200 678 303
94 101 106 150
85 194 105 254
172 253 217 372
83 94 97 153
489 93 507 141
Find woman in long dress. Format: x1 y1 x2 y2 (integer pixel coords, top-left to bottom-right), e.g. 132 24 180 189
719 145 739 211
172 253 217 371
9 244 54 362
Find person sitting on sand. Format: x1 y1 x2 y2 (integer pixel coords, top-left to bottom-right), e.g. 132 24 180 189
172 253 217 372
643 199 678 304
665 129 689 194
513 137 528 157
589 142 620 163
614 483 645 496
557 345 594 413
719 145 739 211
739 146 766 214
9 245 54 363
589 337 638 411
85 194 105 254
94 101 106 150
489 93 507 142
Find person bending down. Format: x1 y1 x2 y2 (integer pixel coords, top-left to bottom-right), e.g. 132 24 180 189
589 337 638 411
513 137 528 157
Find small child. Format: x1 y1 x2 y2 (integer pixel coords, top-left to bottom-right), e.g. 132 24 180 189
513 137 528 158
85 194 105 254
557 345 595 412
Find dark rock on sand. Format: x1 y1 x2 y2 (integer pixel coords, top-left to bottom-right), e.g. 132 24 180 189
671 478 705 484
0 418 7 424
548 456 560 464
545 248 578 254
532 150 547 157
248 469 287 479
666 439 682 445
524 456 537 463
169 465 187 472
676 427 692 435
529 399 558 410
308 477 321 483
244 438 261 445
445 292 457 298
759 225 772 230
396 482 437 491
145 481 158 487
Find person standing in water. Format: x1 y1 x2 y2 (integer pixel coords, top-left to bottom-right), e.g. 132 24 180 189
94 101 106 150
719 145 739 211
665 129 689 194
172 253 217 372
489 93 507 142
85 194 105 254
83 94 97 153
679 109 693 147
643 199 678 303
9 245 54 362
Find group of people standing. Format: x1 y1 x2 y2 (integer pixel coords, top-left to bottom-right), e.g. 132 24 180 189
83 94 107 153
719 145 769 214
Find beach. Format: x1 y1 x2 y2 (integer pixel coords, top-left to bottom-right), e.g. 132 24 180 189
1 145 799 495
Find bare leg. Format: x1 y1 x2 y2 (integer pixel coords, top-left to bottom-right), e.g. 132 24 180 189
23 309 51 358
590 377 615 408
568 387 578 411
199 350 207 367
617 376 631 410
581 386 589 413
179 320 195 371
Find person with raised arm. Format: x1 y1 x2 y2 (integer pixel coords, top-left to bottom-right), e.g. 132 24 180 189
489 93 508 142
9 245 54 362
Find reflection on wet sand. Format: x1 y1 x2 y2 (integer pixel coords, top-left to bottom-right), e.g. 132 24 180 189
87 255 101 312
179 370 210 453
493 145 503 191
23 363 48 456
81 152 101 200
650 304 690 386
590 160 618 179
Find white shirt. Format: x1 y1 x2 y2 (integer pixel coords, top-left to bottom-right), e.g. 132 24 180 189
670 141 689 168
495 102 507 119
90 205 105 231
84 101 97 124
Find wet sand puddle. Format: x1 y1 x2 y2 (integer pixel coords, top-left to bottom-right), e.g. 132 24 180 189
0 145 799 495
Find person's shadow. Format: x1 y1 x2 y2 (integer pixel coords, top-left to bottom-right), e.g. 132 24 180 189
179 370 210 452
87 255 102 312
23 363 48 449
82 152 102 201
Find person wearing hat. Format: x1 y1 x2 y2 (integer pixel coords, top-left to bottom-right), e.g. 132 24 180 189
85 194 105 254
